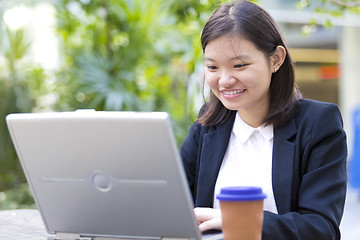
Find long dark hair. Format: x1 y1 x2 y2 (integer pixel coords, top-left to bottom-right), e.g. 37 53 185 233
198 0 301 127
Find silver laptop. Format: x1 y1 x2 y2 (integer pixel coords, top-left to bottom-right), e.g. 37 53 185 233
6 110 222 240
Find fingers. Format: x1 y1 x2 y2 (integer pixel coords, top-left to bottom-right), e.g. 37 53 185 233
194 207 216 222
198 217 222 232
194 207 222 232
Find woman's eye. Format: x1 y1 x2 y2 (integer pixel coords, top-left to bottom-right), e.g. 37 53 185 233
207 65 217 70
234 64 245 68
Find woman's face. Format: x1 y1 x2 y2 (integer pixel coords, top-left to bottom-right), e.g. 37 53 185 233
204 34 274 126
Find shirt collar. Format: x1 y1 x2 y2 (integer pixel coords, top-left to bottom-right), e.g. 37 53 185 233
233 112 274 143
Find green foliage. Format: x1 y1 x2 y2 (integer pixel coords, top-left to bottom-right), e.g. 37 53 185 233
0 0 230 209
0 183 35 210
52 0 224 143
296 0 360 21
296 0 360 35
0 16 48 192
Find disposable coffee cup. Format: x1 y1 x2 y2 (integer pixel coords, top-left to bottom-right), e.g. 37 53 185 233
217 186 267 240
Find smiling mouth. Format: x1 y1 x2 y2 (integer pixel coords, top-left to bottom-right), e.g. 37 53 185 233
221 89 246 95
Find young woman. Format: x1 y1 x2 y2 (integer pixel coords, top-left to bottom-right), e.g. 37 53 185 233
180 1 347 239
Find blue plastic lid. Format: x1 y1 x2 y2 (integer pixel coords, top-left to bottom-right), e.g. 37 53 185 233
216 186 267 201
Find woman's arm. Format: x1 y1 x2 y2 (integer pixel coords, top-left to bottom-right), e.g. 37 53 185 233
180 121 203 201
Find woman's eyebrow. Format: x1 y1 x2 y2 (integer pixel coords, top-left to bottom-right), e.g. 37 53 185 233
205 54 251 62
231 54 251 60
204 57 215 61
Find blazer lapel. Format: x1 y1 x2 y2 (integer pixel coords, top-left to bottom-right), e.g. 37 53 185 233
195 112 236 207
272 119 297 214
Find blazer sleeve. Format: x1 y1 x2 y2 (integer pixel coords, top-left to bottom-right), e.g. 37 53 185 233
262 103 347 240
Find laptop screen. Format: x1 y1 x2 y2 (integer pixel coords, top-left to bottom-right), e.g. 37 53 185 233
6 111 202 240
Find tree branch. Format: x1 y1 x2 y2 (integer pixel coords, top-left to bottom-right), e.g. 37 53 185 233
328 0 360 7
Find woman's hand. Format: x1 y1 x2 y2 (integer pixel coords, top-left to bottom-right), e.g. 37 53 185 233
194 207 222 232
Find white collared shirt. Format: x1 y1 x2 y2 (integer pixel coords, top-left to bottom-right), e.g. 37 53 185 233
213 113 278 214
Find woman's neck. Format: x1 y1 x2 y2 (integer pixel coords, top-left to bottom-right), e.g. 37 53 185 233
237 106 268 128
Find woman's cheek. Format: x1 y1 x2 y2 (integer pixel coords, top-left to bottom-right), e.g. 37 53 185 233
205 75 218 90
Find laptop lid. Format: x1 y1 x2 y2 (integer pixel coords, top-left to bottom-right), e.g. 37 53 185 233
6 110 202 240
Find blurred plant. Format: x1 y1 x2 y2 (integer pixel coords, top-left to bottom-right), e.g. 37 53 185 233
297 0 360 14
0 0 231 209
52 0 225 143
296 0 360 32
0 183 35 210
0 3 48 192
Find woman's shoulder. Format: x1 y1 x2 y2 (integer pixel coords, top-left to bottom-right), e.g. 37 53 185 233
275 99 345 147
299 98 338 108
294 99 343 128
297 99 341 117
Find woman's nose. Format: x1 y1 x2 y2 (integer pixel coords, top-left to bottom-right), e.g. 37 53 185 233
218 72 236 87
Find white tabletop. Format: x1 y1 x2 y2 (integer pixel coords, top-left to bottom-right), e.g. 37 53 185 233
0 209 48 239
0 208 223 240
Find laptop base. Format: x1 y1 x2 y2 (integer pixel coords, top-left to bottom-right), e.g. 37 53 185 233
48 232 195 240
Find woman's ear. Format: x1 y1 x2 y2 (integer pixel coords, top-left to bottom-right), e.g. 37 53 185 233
271 45 286 73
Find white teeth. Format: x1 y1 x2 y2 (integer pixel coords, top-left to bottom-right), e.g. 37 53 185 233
223 89 245 95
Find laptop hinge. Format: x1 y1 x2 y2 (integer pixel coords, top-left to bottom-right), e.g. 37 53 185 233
48 232 92 240
48 234 191 240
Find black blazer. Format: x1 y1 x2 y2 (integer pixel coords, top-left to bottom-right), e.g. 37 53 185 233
180 99 347 240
